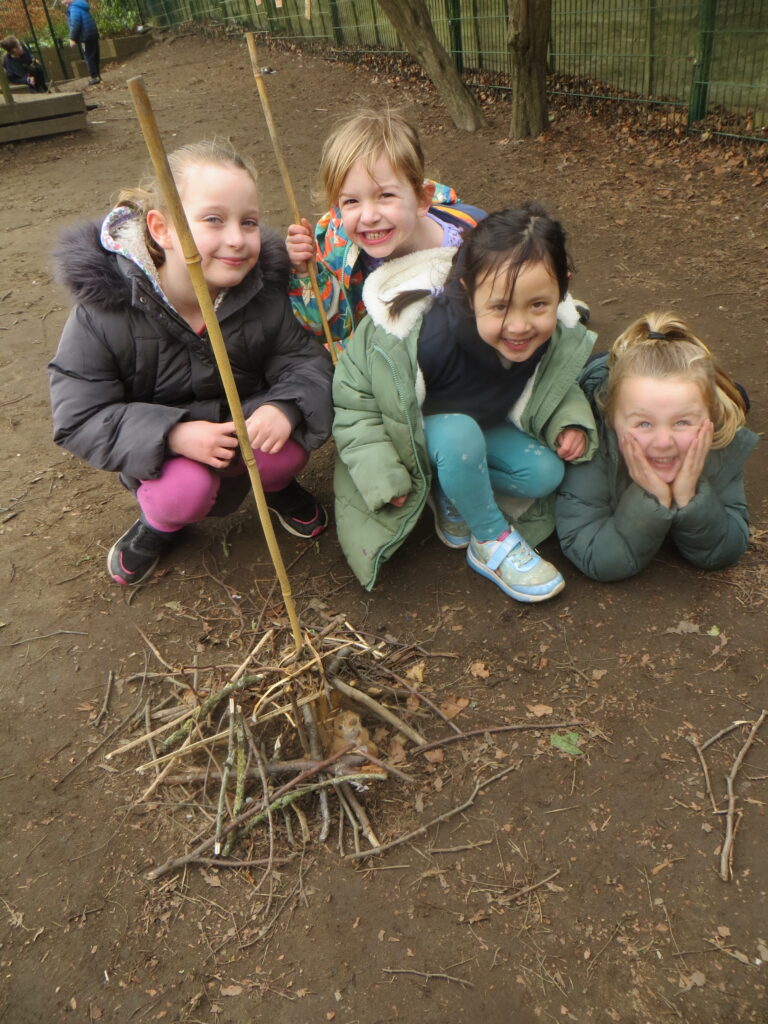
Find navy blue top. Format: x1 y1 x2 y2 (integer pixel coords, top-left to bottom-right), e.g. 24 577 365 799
418 280 548 429
2 43 37 83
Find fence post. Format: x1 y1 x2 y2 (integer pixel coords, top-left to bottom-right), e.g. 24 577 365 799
643 0 657 97
446 0 463 73
688 0 716 126
328 0 344 46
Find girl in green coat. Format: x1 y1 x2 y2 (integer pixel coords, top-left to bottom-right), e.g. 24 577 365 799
555 313 757 581
333 204 598 601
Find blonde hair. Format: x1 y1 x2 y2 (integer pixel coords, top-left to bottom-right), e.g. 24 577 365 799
319 108 428 209
116 140 258 267
602 312 746 449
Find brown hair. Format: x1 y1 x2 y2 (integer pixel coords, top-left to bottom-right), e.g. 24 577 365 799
116 139 258 266
602 312 746 449
319 108 428 209
0 36 21 53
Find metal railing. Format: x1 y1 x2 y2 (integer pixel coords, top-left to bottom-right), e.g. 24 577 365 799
4 0 765 144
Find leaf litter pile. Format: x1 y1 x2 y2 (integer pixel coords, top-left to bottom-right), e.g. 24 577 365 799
97 607 584 881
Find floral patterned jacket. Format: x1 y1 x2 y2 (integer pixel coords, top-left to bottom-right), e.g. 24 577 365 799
288 180 483 347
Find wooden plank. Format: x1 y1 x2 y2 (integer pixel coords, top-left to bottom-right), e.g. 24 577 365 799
0 111 87 143
0 92 85 126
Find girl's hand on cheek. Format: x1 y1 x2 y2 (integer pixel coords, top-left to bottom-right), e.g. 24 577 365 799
285 218 315 276
556 427 587 461
246 404 292 454
620 431 673 508
672 419 713 508
168 420 238 468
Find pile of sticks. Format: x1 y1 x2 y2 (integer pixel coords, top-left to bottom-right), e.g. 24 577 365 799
105 616 453 878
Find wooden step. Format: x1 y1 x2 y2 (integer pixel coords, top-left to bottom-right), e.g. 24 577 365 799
0 91 87 142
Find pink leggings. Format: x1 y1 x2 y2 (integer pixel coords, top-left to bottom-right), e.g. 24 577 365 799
136 440 309 533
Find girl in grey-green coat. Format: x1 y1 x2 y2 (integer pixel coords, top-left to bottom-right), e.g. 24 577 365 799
555 312 757 581
333 204 598 602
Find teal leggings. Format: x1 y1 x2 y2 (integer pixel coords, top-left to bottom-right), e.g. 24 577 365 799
423 413 565 541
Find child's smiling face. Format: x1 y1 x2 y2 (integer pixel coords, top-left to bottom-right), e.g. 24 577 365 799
611 375 709 483
156 164 261 298
471 260 560 363
337 154 431 260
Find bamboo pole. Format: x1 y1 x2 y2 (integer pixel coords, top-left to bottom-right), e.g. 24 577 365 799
245 32 339 364
126 75 303 654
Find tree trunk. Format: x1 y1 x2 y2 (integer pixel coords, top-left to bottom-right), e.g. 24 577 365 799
376 0 485 132
507 0 552 138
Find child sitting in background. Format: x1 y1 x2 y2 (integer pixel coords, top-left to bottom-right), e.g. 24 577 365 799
0 36 46 92
555 313 757 581
286 108 484 347
333 202 598 602
49 140 333 586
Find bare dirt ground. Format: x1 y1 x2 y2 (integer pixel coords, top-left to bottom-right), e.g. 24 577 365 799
1 34 767 1024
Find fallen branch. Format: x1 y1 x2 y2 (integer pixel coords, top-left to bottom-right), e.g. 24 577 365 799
689 734 719 813
94 670 115 728
337 781 380 848
327 670 427 746
414 720 584 754
147 746 360 879
374 664 462 735
719 709 767 881
701 719 751 751
382 967 474 989
53 684 149 790
159 675 251 754
137 732 194 804
10 630 87 647
503 868 561 902
345 762 520 861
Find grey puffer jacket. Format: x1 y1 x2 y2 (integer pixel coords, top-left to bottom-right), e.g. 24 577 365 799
49 219 333 491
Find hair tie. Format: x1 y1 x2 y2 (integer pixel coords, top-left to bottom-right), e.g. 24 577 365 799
647 330 668 340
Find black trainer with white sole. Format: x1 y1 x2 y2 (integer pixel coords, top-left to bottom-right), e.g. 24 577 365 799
265 481 328 539
107 519 177 586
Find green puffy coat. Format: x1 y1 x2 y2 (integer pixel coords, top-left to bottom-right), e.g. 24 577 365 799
555 356 758 581
332 249 598 590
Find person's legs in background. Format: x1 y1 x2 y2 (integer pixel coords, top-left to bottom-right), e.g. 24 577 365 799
83 35 100 82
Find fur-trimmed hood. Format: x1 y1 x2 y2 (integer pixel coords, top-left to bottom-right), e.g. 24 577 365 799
362 247 455 339
361 245 584 340
53 213 292 314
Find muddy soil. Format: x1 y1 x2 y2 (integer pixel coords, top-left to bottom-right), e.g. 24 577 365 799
1 34 767 1024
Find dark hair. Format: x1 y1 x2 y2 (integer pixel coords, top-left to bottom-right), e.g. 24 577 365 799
389 202 572 318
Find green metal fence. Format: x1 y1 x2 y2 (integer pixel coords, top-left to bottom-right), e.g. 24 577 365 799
84 0 768 143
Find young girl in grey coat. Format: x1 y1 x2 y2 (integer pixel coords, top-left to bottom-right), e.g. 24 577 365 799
49 141 333 586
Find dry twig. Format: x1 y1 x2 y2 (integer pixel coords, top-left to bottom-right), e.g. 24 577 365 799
415 720 584 754
345 763 520 861
382 967 474 988
719 709 767 881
